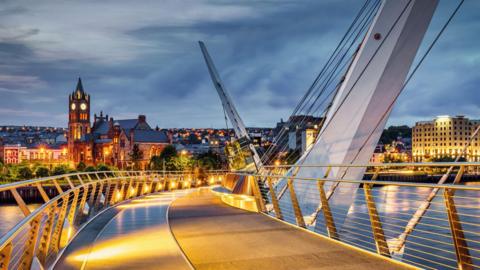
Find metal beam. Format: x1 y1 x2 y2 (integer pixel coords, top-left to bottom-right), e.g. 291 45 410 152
198 41 262 170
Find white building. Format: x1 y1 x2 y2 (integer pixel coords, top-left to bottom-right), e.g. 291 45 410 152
412 115 480 162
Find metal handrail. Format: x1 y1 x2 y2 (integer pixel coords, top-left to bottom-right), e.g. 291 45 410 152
2 164 479 269
240 162 480 270
0 169 229 192
234 173 480 191
263 162 480 168
0 170 226 269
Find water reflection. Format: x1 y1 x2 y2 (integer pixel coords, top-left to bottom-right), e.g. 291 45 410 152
273 183 480 270
0 204 40 237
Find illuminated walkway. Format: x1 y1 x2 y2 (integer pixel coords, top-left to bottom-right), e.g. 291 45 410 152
54 190 193 270
55 188 412 270
169 189 411 270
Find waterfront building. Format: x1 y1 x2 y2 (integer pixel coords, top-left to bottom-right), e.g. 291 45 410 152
0 143 68 164
68 78 170 169
412 115 480 162
284 115 323 155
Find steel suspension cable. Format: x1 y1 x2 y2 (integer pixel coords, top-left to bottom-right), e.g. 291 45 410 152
261 0 380 164
260 0 376 163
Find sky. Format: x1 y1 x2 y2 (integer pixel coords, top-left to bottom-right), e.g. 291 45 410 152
0 0 478 128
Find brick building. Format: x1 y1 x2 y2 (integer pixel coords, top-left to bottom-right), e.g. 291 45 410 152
68 78 170 169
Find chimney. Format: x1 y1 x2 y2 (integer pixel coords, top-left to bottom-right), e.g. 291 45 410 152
130 129 135 143
108 117 114 130
138 115 146 124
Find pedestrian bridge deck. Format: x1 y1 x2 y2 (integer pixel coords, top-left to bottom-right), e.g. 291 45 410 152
56 188 412 270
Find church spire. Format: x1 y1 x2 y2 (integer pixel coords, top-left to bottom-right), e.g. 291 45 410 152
75 77 84 93
74 77 86 99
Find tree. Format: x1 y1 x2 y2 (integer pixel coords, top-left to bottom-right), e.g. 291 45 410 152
160 145 177 160
76 162 86 171
35 166 50 178
18 166 33 179
149 155 164 170
129 144 143 170
197 151 223 170
52 165 69 176
379 125 412 144
85 166 96 172
96 164 111 171
150 145 179 171
171 156 192 171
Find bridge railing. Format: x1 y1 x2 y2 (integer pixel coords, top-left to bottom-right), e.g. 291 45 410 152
0 170 226 270
239 162 480 270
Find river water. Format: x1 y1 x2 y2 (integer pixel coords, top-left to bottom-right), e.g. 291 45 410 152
275 183 480 270
0 204 41 238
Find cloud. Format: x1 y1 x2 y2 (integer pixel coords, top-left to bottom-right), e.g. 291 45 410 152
0 0 478 129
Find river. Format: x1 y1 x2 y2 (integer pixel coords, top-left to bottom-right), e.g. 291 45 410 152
0 204 41 238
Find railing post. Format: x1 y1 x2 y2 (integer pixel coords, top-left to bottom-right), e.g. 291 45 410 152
364 183 390 257
444 188 473 270
66 176 75 189
104 180 113 206
20 215 42 270
317 181 338 239
133 181 140 196
118 181 126 201
67 190 80 227
250 175 266 212
110 182 119 205
141 175 148 195
148 175 154 193
88 182 98 210
94 182 104 211
266 176 282 219
0 243 12 270
77 186 89 220
10 188 31 217
36 183 50 203
52 179 64 194
76 174 85 185
37 203 56 265
126 178 134 199
50 195 69 254
287 177 306 228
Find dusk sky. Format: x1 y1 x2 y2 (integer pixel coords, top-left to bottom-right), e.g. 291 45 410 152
0 0 478 128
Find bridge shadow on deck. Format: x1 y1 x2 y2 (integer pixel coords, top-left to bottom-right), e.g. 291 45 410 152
169 189 412 270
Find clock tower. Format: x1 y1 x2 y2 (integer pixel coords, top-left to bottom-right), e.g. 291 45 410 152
68 78 91 162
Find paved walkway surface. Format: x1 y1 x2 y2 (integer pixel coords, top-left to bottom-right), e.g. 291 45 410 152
169 189 411 270
54 190 192 270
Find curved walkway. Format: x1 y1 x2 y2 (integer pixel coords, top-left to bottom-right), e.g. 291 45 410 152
169 189 412 270
54 190 193 270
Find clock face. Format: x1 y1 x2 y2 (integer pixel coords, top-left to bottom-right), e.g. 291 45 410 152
71 103 76 110
80 103 87 110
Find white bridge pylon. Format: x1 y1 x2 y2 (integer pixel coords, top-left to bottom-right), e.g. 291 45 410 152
287 0 438 229
198 41 263 171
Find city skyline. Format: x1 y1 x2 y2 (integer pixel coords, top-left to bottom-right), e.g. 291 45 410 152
0 0 479 128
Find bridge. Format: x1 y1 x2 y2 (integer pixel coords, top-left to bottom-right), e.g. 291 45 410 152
0 164 478 270
0 0 475 269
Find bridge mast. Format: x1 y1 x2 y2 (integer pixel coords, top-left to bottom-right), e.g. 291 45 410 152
293 0 438 222
198 41 263 170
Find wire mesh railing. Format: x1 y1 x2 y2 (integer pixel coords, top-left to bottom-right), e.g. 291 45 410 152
239 162 480 270
0 170 226 270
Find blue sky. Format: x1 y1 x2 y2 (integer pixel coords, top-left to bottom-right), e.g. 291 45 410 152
0 0 478 128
